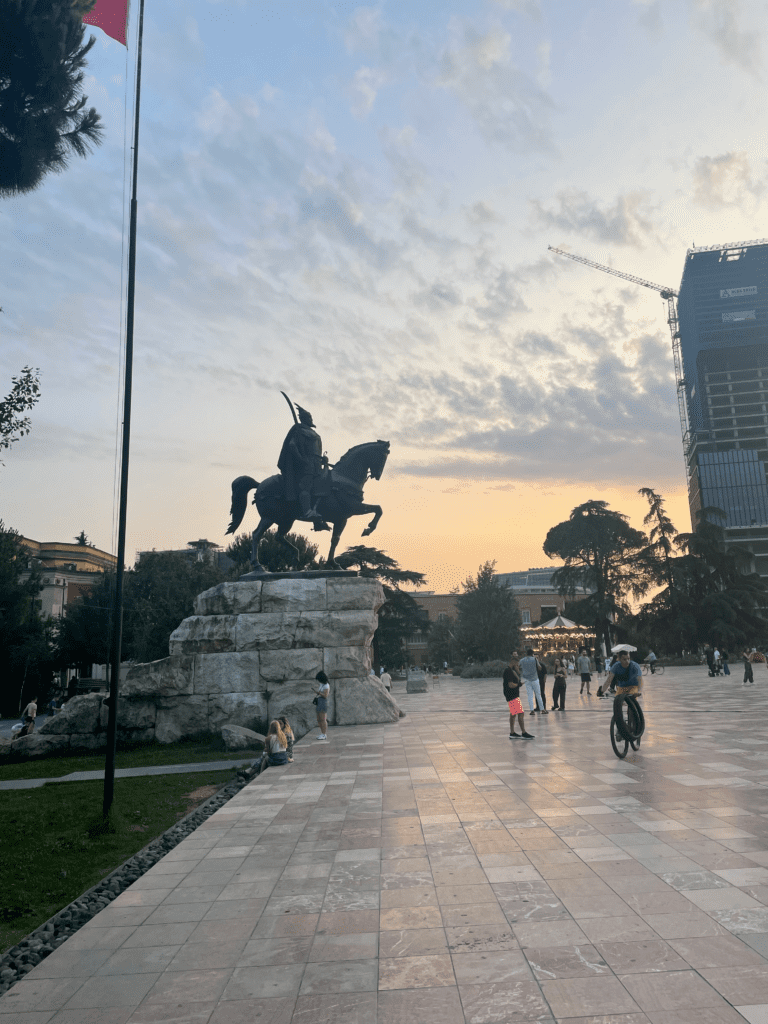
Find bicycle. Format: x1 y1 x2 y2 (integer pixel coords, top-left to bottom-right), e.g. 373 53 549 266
641 662 664 675
610 692 645 759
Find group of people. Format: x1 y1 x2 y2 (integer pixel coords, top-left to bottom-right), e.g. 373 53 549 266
502 647 642 739
704 645 767 685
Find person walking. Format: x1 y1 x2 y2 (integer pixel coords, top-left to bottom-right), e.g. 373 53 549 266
721 649 730 676
18 696 38 737
520 648 547 715
536 654 548 710
552 658 567 710
312 671 331 739
380 668 392 692
577 648 592 695
504 655 533 738
705 645 715 676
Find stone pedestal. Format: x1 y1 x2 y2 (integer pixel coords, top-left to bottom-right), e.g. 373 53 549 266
24 576 401 756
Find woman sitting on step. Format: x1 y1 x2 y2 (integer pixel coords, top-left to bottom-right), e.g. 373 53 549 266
256 720 290 775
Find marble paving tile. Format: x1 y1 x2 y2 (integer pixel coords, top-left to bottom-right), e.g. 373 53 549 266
377 953 455 989
541 976 641 1017
524 943 610 980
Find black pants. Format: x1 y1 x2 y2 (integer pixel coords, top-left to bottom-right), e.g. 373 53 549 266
552 679 566 709
538 679 546 706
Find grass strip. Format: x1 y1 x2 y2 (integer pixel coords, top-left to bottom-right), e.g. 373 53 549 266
0 768 236 954
0 735 259 781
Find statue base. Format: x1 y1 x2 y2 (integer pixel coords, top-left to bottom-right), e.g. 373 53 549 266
239 569 358 581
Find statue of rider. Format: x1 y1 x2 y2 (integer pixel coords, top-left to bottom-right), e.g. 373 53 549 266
277 403 328 527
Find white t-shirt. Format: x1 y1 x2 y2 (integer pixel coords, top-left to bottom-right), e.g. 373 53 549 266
381 672 392 690
316 682 330 698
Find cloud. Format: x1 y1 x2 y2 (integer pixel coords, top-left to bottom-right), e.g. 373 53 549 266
436 25 555 153
350 66 388 119
691 0 761 75
491 0 542 18
530 189 655 247
691 151 764 209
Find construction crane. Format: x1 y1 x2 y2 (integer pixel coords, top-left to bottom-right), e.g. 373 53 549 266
548 245 691 472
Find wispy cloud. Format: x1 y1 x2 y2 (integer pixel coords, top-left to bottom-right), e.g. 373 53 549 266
530 189 655 247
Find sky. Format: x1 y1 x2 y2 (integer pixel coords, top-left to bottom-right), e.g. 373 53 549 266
2 0 767 590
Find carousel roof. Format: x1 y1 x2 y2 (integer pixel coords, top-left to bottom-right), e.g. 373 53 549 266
540 614 579 629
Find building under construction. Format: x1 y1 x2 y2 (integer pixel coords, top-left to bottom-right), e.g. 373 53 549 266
551 239 768 578
679 241 768 575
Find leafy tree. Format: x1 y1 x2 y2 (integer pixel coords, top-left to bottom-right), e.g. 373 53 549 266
454 560 522 663
0 522 55 715
334 546 427 669
0 0 103 197
123 552 227 663
225 530 320 575
543 500 653 655
0 367 40 461
74 530 91 546
427 617 459 667
55 570 114 674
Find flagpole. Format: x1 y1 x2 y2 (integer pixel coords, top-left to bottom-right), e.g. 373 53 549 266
103 0 146 818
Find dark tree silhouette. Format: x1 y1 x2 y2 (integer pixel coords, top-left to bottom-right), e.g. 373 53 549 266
0 0 103 197
0 366 40 461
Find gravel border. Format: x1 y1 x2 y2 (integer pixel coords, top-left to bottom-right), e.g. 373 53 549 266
0 761 258 997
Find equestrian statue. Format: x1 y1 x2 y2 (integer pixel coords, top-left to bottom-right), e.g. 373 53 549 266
227 393 390 573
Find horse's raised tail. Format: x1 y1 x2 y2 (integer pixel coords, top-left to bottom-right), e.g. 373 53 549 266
227 475 260 534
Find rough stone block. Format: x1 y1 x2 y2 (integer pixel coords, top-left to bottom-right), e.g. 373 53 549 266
116 728 155 745
261 578 327 613
169 616 238 656
324 646 371 680
259 648 323 682
334 677 400 726
0 737 12 759
115 698 157 731
10 734 71 758
193 652 262 694
208 693 268 735
69 733 107 751
294 611 377 649
406 677 429 693
221 724 266 751
326 576 385 613
154 695 210 744
235 613 295 651
195 581 263 616
38 693 104 736
122 657 194 698
267 680 333 740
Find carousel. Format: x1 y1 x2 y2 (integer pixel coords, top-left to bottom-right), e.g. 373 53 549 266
521 614 596 656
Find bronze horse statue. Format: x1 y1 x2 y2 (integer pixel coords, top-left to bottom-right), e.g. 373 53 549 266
227 439 390 572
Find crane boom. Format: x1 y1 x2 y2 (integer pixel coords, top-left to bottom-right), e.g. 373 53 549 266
548 245 691 476
547 246 678 298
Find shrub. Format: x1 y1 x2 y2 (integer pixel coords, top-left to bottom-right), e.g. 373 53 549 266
460 660 508 679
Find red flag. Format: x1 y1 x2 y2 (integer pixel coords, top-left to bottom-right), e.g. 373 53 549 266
83 0 130 46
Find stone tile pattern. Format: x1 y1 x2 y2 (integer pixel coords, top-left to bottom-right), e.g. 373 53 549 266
26 577 399 755
7 666 768 1022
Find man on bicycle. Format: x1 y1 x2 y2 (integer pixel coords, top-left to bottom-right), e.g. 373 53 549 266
607 650 642 696
646 650 657 674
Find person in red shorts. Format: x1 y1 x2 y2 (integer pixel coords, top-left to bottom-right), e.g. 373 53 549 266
504 654 534 739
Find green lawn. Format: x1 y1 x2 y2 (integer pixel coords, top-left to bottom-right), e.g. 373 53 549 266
0 769 237 954
0 735 259 781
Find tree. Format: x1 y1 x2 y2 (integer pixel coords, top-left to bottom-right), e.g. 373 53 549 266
55 571 114 674
74 530 91 546
122 552 227 663
0 367 40 461
334 546 427 669
427 617 459 667
0 521 54 715
225 530 320 575
0 0 103 197
543 500 653 655
454 561 522 663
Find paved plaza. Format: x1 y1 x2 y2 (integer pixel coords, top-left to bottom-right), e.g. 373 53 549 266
5 666 768 1022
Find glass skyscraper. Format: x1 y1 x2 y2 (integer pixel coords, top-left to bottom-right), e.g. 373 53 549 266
678 241 768 575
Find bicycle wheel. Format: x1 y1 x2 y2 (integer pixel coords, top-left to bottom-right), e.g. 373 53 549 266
655 665 664 676
613 694 645 743
642 664 649 675
610 715 629 758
